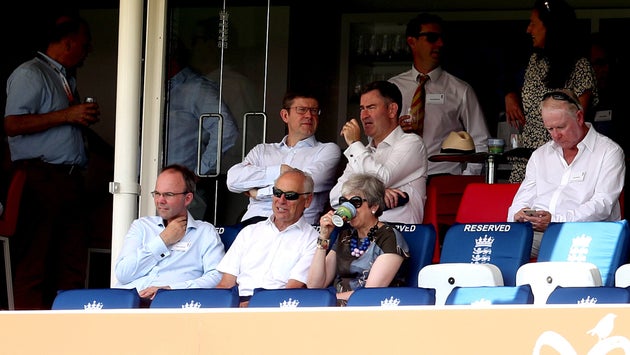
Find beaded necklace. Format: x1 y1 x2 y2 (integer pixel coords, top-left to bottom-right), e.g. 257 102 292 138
350 223 379 257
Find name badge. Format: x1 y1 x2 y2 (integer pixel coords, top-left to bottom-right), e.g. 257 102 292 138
570 171 586 182
172 241 192 251
427 93 444 105
594 110 612 122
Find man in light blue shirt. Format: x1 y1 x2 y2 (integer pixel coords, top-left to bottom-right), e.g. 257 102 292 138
115 164 225 301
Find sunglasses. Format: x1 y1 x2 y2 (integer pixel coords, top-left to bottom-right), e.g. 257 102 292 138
339 196 367 209
542 91 582 110
272 187 311 200
417 32 442 44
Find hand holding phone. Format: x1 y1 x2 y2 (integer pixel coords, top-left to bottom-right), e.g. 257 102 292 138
523 209 538 217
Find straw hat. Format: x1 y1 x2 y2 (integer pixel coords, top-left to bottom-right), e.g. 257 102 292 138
440 131 475 154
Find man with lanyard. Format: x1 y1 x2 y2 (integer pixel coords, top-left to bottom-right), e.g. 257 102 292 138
4 14 100 309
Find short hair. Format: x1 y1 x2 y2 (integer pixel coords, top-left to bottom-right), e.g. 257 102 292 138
540 88 582 117
405 13 443 38
161 164 197 194
340 173 386 217
282 90 320 110
47 15 89 45
275 168 314 194
360 81 403 117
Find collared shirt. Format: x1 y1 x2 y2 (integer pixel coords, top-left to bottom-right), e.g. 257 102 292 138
389 66 490 175
114 212 225 290
330 126 428 224
508 123 625 222
167 67 239 175
216 216 318 296
226 135 341 224
5 52 87 166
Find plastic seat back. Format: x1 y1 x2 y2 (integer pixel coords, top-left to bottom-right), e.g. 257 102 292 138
215 224 243 252
538 220 630 286
455 182 520 223
546 285 630 305
440 222 533 285
52 288 141 310
391 223 436 287
516 261 603 305
248 288 337 308
615 263 630 288
346 287 436 306
445 285 534 305
150 286 239 308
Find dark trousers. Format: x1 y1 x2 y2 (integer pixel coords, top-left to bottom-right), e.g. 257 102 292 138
12 161 88 310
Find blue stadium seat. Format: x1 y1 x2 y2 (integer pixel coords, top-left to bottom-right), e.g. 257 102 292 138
248 287 337 308
51 288 141 310
539 220 630 286
346 286 436 306
215 224 243 252
391 223 436 287
546 286 630 305
439 222 533 285
150 286 239 308
445 285 534 305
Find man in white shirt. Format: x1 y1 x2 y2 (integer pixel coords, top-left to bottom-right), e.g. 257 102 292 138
226 90 341 225
508 89 625 257
330 80 428 224
217 169 318 306
389 13 490 176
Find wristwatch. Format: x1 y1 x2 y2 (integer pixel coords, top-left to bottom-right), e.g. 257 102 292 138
317 237 330 250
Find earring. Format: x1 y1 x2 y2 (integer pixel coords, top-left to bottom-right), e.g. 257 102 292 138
371 210 376 214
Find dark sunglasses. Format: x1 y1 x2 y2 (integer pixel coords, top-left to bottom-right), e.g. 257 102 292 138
416 32 442 43
542 91 582 110
272 187 311 200
339 196 367 209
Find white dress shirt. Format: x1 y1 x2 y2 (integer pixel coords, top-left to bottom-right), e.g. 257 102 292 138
226 135 341 224
389 66 490 175
330 126 428 224
508 123 625 222
216 216 318 296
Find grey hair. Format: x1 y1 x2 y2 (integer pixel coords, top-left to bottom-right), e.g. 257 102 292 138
340 173 386 217
276 168 314 193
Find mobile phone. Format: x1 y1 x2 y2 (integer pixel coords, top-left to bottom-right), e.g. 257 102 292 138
523 209 537 217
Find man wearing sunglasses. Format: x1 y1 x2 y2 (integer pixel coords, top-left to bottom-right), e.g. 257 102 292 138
389 13 490 177
508 89 625 258
227 90 341 226
217 169 318 306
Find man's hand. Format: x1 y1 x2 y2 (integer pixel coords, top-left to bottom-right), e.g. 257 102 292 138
340 119 362 146
160 216 187 246
139 285 170 300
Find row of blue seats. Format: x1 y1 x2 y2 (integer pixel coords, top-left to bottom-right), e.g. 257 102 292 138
50 283 630 309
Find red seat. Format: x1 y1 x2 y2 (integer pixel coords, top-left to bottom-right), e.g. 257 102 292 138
455 182 520 223
0 168 27 310
423 175 485 263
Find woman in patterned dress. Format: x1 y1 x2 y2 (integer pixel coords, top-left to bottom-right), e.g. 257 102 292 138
504 0 598 182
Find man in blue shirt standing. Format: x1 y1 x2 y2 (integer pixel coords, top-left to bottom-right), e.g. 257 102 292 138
115 164 225 303
4 14 99 309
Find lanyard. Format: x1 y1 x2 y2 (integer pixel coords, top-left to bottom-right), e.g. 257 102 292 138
36 52 75 104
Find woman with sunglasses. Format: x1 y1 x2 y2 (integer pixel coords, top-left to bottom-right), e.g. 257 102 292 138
504 0 598 183
307 173 409 306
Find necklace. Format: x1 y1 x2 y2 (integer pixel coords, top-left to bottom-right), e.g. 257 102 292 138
350 223 379 257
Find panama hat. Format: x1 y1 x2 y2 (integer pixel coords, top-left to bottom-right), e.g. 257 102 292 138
439 131 475 154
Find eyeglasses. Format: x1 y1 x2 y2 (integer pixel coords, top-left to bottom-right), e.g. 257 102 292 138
416 32 442 44
151 191 189 199
272 187 312 200
339 196 367 209
285 106 321 115
542 90 582 110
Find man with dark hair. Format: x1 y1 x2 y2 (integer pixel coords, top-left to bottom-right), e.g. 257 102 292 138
227 90 341 225
389 13 489 177
4 14 99 309
330 81 428 224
